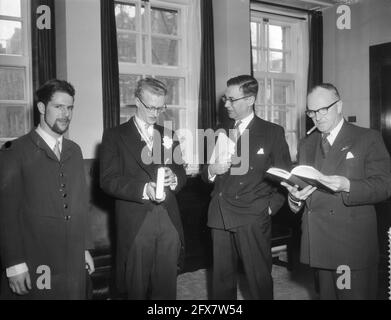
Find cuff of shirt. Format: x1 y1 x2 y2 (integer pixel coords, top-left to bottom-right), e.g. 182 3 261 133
208 167 216 182
6 263 28 278
169 175 178 191
142 183 149 200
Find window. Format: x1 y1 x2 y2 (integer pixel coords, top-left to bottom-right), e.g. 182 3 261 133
0 0 32 145
251 9 308 161
115 0 188 131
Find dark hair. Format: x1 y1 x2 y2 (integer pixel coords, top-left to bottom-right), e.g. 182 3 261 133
227 75 259 97
309 83 341 100
135 77 167 99
35 79 75 106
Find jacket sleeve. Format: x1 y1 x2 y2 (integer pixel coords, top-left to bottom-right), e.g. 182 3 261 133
268 126 292 214
99 130 146 204
0 145 26 268
342 130 391 206
167 137 187 193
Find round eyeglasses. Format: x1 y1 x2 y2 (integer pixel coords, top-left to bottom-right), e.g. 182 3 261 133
222 95 253 104
137 96 167 113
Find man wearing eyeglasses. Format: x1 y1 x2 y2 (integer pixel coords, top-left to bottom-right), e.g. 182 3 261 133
100 77 186 299
281 83 391 299
202 75 291 300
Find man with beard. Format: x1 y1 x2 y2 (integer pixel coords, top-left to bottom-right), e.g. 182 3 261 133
0 79 94 299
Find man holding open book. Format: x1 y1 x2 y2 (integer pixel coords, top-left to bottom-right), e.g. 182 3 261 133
202 75 291 299
282 83 391 299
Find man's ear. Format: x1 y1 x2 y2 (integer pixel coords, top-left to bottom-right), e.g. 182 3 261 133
337 100 343 114
37 102 46 115
247 96 256 106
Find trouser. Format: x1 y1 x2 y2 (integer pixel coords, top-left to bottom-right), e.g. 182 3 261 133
125 206 180 300
211 215 273 300
316 265 378 300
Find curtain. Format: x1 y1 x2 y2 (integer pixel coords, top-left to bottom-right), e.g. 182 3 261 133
31 0 56 126
199 0 216 130
101 0 120 129
307 11 323 131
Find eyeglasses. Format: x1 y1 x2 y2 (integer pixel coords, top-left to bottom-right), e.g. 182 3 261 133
222 95 253 104
305 100 339 118
137 96 167 113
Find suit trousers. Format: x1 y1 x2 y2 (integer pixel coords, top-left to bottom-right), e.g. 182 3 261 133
211 214 273 300
317 266 378 300
125 205 180 300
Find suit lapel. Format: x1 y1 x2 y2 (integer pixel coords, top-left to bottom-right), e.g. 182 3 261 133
321 121 353 174
119 118 155 179
29 130 61 162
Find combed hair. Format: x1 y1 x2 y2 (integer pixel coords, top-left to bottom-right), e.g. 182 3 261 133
227 75 259 97
309 83 341 100
36 79 75 106
135 77 167 98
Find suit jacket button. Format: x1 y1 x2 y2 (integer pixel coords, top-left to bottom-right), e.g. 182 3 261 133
64 203 68 209
65 215 71 221
219 192 222 197
330 210 334 215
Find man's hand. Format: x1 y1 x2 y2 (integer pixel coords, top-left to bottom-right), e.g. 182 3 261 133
146 182 166 203
318 175 350 193
163 167 176 188
281 182 317 201
9 271 31 295
209 162 231 176
85 250 95 275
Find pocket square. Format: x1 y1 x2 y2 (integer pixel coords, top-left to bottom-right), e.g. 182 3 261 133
257 148 264 155
346 152 354 159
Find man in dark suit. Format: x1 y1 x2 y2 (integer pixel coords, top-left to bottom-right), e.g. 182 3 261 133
100 77 186 300
282 83 391 299
202 75 291 300
0 79 94 300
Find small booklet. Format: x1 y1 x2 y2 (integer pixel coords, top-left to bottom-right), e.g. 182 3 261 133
209 132 235 164
266 165 334 193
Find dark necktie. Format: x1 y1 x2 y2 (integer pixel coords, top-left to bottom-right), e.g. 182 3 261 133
232 120 242 143
321 132 331 157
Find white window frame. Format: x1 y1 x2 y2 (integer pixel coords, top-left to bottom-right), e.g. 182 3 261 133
0 0 33 145
251 7 308 161
116 0 188 119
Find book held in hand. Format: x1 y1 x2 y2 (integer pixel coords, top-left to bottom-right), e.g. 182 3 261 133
266 165 335 193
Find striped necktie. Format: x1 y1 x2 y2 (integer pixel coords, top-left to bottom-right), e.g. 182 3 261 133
321 132 331 157
53 140 61 160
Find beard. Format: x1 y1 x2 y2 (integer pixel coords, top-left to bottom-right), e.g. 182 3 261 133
45 116 70 135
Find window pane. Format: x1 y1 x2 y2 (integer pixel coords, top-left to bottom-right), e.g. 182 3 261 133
151 7 178 36
0 20 22 55
257 79 265 104
269 51 284 72
250 22 258 47
269 25 283 50
119 74 142 105
274 80 294 105
272 105 287 127
0 105 26 138
158 107 182 131
117 32 137 63
115 3 137 31
0 0 21 17
155 76 182 105
151 37 178 66
0 67 24 100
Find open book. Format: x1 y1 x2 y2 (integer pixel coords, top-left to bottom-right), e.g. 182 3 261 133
266 165 334 193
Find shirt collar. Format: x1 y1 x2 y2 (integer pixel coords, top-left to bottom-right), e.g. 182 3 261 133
326 118 344 146
35 125 63 151
235 112 254 134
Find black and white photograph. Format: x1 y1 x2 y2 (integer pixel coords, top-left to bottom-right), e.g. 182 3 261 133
0 0 390 308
